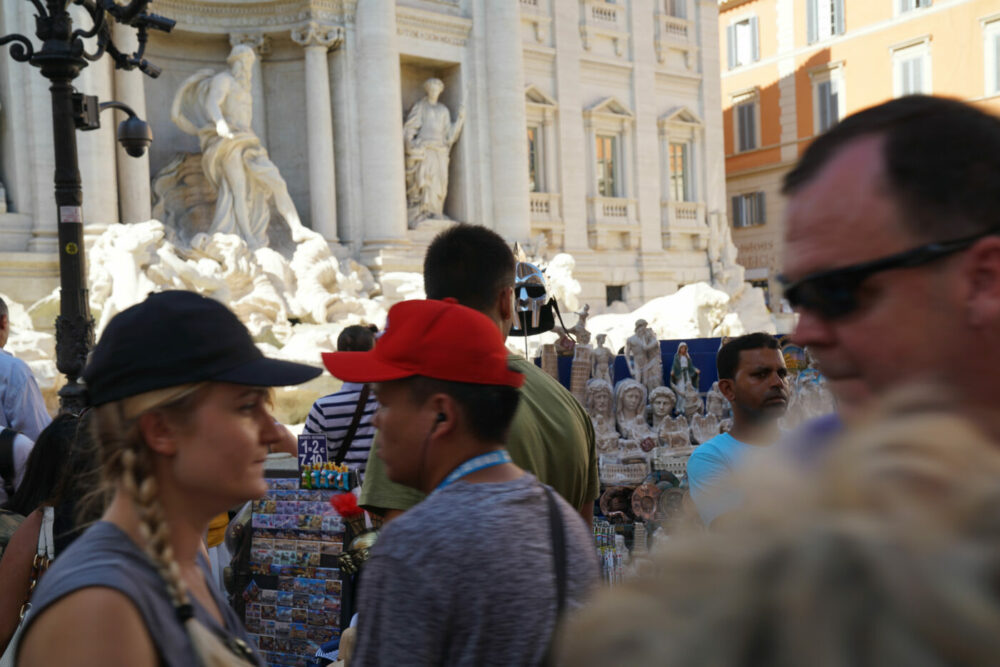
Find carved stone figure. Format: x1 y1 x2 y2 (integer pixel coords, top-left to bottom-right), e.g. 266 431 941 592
690 413 721 445
670 341 701 418
585 378 619 454
170 45 308 250
625 319 663 395
658 415 691 449
615 379 655 452
648 386 677 431
567 304 591 346
705 380 730 418
592 333 614 384
403 78 465 226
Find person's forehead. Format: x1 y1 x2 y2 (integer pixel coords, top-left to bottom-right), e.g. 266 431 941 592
737 346 785 370
783 136 916 280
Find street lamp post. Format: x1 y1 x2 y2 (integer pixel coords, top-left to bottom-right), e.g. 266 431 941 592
0 0 173 413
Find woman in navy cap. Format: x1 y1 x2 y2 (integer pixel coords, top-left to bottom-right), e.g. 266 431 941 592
13 291 320 667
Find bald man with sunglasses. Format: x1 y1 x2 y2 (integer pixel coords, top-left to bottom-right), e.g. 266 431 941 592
779 95 1000 445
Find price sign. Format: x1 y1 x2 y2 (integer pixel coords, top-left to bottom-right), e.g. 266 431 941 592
297 434 328 468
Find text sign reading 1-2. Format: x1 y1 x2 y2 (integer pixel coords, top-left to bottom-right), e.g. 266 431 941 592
297 434 328 468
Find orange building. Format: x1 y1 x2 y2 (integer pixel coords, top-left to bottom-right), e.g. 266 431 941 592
719 0 1000 303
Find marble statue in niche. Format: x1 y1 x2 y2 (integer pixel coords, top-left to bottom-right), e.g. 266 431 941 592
168 44 308 250
591 333 614 384
585 378 619 454
670 341 701 419
403 78 465 227
625 319 663 395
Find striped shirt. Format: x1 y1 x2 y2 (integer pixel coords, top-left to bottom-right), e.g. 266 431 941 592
303 382 377 479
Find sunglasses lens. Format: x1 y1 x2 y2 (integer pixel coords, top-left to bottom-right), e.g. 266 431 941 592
786 278 858 320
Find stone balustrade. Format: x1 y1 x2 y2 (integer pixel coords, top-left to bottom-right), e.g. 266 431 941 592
661 200 708 250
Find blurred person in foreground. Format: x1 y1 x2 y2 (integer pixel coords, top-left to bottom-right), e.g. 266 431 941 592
557 386 1000 665
14 291 320 666
0 297 50 441
779 95 1000 457
360 224 598 522
686 333 788 527
324 299 599 666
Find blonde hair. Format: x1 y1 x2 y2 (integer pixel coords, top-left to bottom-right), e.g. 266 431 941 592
557 386 1000 665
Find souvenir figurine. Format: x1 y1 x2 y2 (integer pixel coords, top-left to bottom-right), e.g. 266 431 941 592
705 381 730 419
648 386 677 430
585 378 620 453
591 333 614 384
625 319 663 395
615 379 656 452
658 414 691 449
670 342 701 418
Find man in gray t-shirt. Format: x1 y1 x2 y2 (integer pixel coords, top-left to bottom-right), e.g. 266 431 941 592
322 299 599 666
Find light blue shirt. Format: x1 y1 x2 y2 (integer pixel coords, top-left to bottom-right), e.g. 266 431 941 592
686 432 755 526
0 348 51 440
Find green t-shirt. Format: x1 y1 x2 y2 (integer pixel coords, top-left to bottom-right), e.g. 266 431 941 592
359 356 599 513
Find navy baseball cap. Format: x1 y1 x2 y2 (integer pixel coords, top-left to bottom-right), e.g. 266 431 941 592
83 290 321 406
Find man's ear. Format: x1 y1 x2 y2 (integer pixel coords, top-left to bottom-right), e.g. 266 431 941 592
718 378 737 403
964 238 1000 329
137 411 179 456
497 285 514 324
427 393 457 440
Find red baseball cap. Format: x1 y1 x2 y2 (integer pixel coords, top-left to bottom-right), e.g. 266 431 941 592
322 299 524 388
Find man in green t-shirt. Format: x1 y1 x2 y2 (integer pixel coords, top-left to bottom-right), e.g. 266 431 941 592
360 224 599 522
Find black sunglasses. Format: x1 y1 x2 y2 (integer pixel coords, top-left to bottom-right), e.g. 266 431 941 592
778 230 996 320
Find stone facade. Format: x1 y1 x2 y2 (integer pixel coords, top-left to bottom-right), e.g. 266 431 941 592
0 0 732 311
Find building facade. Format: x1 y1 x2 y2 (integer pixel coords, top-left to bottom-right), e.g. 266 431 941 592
0 0 738 312
719 0 1000 297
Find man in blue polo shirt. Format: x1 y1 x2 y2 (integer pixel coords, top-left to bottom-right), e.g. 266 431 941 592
687 333 789 527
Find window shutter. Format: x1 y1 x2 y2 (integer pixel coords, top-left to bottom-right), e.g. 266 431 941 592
834 0 845 35
747 103 756 149
756 192 766 224
807 0 818 44
750 16 760 61
727 25 736 69
731 196 742 227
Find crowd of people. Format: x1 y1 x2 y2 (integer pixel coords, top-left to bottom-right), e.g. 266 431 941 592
0 93 998 665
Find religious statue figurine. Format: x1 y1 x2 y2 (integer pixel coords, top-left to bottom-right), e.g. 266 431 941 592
403 78 466 226
705 380 731 419
670 341 701 418
625 319 663 395
614 378 656 452
585 378 620 454
171 45 309 250
648 386 677 431
592 333 614 384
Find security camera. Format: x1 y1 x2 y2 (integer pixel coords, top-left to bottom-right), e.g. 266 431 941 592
117 115 153 158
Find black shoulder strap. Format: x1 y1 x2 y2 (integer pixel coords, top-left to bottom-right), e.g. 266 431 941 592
0 428 18 500
334 384 371 466
540 485 568 667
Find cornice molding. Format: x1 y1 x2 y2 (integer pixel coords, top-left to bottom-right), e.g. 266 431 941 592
396 5 472 47
154 0 357 34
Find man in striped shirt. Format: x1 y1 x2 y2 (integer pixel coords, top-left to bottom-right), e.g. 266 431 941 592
303 325 378 479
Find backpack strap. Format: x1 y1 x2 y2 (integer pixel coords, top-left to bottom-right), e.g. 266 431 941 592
539 485 568 667
0 428 18 501
334 384 372 466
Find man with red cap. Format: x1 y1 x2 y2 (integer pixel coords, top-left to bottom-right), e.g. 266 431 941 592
323 299 598 666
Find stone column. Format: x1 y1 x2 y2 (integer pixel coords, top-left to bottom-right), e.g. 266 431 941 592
292 22 344 243
355 0 406 242
543 109 558 196
484 0 530 241
112 21 152 223
229 33 271 145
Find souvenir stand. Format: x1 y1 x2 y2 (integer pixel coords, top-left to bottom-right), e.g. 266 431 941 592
236 442 361 667
539 321 730 583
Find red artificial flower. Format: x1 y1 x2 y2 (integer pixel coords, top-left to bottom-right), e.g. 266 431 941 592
330 492 365 519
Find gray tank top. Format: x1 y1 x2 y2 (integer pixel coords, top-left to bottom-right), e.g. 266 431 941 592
18 521 263 666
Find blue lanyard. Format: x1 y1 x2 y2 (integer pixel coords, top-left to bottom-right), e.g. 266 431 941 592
434 450 513 492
